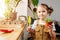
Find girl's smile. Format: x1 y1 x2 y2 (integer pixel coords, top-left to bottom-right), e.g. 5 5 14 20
37 5 48 19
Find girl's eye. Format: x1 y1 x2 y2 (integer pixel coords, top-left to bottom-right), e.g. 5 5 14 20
42 11 45 12
38 11 41 13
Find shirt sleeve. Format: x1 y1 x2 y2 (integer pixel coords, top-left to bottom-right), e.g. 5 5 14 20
31 20 37 30
52 22 56 31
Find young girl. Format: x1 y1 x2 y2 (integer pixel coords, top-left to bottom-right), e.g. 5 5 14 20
27 3 56 40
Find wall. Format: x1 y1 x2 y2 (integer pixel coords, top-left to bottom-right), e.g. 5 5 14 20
16 0 27 19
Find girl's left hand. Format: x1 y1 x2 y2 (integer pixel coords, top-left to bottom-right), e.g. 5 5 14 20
48 25 53 29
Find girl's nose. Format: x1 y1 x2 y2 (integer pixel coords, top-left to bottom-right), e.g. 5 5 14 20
40 12 44 16
40 12 43 15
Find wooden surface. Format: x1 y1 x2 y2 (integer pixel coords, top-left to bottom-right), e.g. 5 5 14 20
0 21 26 40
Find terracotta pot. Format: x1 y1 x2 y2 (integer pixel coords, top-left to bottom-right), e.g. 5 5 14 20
45 22 53 27
8 11 17 21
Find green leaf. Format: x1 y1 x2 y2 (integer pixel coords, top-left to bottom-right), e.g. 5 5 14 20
46 18 52 22
31 0 39 6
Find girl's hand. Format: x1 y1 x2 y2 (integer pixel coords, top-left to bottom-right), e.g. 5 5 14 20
27 26 35 33
48 25 53 29
27 26 32 33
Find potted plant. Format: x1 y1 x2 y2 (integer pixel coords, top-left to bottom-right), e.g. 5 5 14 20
4 0 21 20
28 0 39 19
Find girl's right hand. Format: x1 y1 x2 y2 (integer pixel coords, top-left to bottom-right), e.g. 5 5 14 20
27 26 35 34
27 26 32 33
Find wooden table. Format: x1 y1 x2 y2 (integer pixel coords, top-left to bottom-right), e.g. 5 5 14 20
0 22 26 40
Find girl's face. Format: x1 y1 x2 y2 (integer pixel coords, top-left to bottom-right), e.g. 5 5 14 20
37 5 48 19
